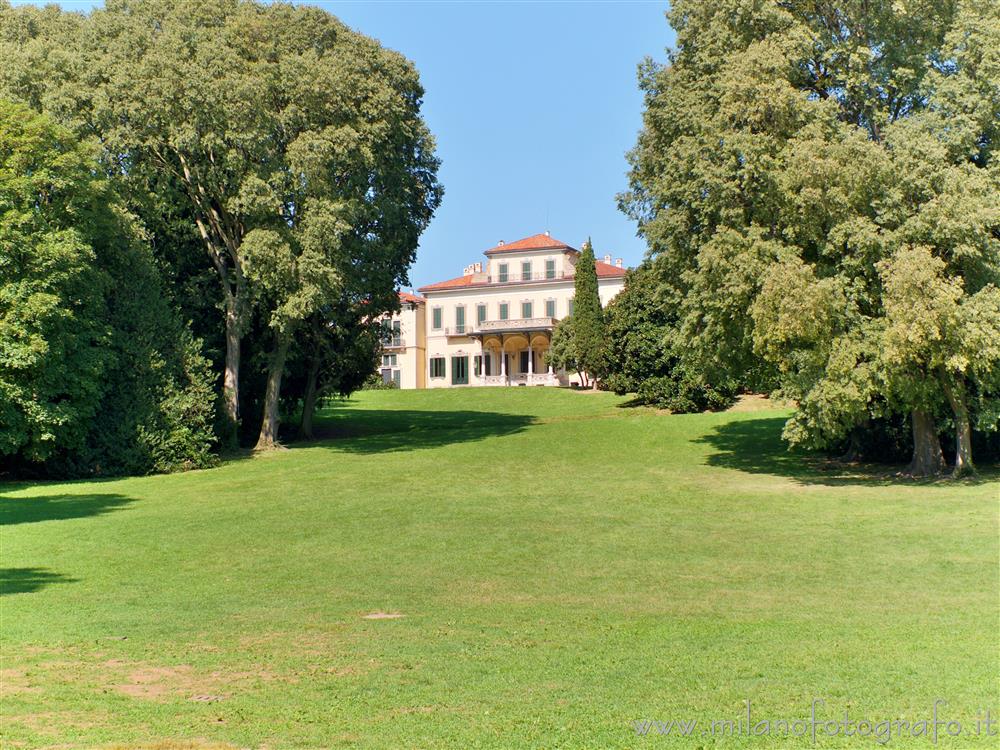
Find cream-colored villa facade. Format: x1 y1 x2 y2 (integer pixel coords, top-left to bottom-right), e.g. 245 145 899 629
380 233 627 388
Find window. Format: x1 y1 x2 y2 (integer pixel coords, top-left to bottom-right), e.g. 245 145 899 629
473 355 482 376
545 299 556 318
393 370 401 387
545 259 556 279
455 305 465 334
391 320 401 346
381 354 397 367
432 307 442 330
521 261 532 280
477 303 487 325
498 263 508 283
430 357 446 378
451 356 468 385
521 300 533 319
499 302 509 320
519 351 529 372
381 319 392 343
568 298 575 316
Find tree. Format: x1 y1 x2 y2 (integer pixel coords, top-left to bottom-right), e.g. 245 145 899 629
1 0 442 448
0 101 217 477
622 0 999 475
0 101 111 461
572 239 608 389
282 302 383 441
545 316 585 386
604 265 735 411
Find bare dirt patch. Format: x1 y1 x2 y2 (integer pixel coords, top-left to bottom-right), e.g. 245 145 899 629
727 393 793 412
0 668 42 696
115 665 194 700
362 612 404 620
5 710 105 738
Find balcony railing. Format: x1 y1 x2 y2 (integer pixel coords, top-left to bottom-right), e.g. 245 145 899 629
482 373 558 387
472 317 557 334
443 326 467 336
383 338 405 348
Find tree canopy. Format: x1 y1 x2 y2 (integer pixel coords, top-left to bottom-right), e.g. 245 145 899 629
622 0 1000 475
1 0 442 450
0 102 217 476
571 240 608 388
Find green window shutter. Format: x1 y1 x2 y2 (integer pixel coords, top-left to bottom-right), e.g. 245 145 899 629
477 303 487 324
393 369 401 387
521 261 531 280
498 263 508 282
432 307 442 329
545 259 555 279
451 356 468 385
522 301 532 318
499 303 508 320
545 299 556 317
568 298 574 316
455 306 465 333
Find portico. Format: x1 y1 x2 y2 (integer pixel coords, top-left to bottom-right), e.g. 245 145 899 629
471 318 558 386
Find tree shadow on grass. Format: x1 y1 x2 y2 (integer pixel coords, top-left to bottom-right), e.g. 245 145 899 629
0 567 78 596
0 493 134 526
696 416 999 487
302 404 536 454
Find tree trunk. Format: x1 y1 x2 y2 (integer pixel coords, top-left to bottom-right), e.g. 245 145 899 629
299 356 321 441
255 335 290 451
837 424 865 463
222 305 241 434
907 408 944 477
940 373 975 478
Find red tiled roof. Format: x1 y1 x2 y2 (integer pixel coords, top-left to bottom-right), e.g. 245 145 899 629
417 274 486 293
418 261 627 293
398 291 425 304
595 261 627 278
483 233 577 255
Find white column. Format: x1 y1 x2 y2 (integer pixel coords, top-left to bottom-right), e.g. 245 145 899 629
481 340 486 381
500 350 507 378
528 343 534 377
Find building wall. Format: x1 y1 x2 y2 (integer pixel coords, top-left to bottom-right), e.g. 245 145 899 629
421 275 625 389
380 301 426 390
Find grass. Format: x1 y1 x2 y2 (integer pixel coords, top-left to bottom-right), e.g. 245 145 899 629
1 388 997 749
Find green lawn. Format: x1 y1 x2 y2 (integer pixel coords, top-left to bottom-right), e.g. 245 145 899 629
1 389 997 749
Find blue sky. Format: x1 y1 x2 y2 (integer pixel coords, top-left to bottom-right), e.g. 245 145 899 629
14 1 676 289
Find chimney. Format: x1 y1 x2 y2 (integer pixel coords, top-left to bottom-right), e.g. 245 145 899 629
498 240 505 247
544 230 550 236
474 262 482 273
603 254 611 265
615 258 623 268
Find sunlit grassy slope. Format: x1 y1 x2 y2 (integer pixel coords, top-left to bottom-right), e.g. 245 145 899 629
1 388 997 748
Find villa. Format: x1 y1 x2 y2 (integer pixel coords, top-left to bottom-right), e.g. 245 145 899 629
379 232 627 388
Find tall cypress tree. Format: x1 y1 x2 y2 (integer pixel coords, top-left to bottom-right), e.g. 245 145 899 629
573 239 607 389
